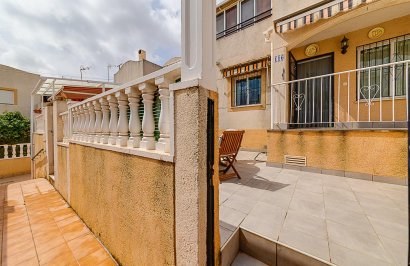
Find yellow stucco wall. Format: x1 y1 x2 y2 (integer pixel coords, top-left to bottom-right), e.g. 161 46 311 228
56 145 69 201
69 144 175 266
290 15 410 123
33 133 47 179
220 128 268 151
268 130 407 181
0 157 30 178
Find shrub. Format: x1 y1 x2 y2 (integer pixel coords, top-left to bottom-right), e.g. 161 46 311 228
0 112 30 145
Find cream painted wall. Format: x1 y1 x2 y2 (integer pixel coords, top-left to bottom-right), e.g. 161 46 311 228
272 0 324 20
114 60 162 84
216 19 272 133
0 65 40 118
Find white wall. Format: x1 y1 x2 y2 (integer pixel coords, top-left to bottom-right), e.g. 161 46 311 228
0 65 40 118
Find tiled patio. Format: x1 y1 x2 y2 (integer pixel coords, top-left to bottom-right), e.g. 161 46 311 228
220 152 408 266
0 177 117 265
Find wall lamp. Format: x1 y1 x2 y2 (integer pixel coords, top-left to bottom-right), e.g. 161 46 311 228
341 36 349 54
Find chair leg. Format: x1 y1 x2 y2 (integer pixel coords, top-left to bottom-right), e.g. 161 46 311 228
231 164 241 179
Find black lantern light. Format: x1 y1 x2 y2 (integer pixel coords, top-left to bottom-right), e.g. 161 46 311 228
341 36 349 54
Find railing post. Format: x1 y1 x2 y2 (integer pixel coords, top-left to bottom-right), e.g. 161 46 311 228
87 102 96 143
155 76 171 153
26 143 31 157
93 100 102 143
78 106 84 141
62 114 68 143
139 83 156 150
82 104 90 142
125 87 141 148
116 91 129 147
4 145 9 159
100 97 110 144
72 107 78 140
107 95 119 145
11 145 16 158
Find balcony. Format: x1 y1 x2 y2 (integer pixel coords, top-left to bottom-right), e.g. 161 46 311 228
271 60 410 130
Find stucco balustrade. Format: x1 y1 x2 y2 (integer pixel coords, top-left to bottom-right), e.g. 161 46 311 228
0 144 30 160
126 87 141 148
116 91 129 147
93 100 103 143
65 62 180 162
100 97 110 144
155 76 171 153
107 95 119 145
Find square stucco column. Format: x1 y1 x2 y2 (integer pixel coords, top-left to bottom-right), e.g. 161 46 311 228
173 85 208 266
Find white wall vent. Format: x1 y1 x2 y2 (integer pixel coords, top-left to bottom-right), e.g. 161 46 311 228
284 155 307 167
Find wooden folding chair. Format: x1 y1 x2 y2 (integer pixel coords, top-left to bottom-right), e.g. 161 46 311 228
219 130 244 180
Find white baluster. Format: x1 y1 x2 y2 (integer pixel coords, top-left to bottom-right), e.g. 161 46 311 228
79 105 86 141
83 104 90 142
73 107 78 140
11 145 16 158
4 145 9 159
155 77 171 153
62 114 67 143
108 95 119 145
125 87 141 148
87 102 96 143
93 100 102 143
100 97 110 144
26 144 31 157
116 91 129 147
139 83 156 150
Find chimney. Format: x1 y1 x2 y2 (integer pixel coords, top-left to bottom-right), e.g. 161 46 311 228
138 49 146 61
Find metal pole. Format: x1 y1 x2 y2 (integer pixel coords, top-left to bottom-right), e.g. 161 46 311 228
407 63 409 266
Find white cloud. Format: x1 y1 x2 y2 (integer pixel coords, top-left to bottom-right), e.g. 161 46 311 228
0 0 182 80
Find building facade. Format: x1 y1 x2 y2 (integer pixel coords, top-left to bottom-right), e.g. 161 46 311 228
216 0 410 184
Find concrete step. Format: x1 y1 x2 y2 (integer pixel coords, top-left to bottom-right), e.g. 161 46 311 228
231 252 268 266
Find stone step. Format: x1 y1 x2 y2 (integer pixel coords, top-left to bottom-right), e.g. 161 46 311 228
231 252 268 266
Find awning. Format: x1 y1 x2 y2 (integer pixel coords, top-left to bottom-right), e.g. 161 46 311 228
222 57 270 78
275 0 378 34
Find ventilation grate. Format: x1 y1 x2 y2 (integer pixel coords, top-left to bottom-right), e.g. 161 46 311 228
284 155 307 167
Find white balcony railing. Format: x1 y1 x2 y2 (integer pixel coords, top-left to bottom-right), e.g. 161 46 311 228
0 143 31 160
271 60 410 129
61 62 180 162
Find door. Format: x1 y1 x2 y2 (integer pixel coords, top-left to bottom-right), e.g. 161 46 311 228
290 54 334 128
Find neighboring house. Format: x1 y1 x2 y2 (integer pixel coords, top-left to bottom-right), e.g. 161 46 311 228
0 64 41 118
216 0 410 184
216 0 272 151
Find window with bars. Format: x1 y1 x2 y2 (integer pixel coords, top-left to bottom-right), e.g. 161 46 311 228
357 34 410 99
233 72 262 107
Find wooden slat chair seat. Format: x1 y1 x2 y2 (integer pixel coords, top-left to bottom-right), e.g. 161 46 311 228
219 130 244 180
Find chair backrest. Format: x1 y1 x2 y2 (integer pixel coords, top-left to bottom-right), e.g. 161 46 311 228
219 130 245 156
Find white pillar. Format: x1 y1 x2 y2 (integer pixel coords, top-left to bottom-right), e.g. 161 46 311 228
107 95 119 145
125 87 141 148
87 102 96 143
139 83 156 150
71 108 77 140
62 114 67 143
100 97 110 144
116 91 129 147
4 145 9 159
93 100 102 143
76 106 83 140
181 0 216 90
26 143 31 157
155 76 171 153
11 145 16 158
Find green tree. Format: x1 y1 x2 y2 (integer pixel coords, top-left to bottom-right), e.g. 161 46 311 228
0 112 30 145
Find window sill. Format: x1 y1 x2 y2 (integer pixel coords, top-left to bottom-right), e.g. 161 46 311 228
356 96 406 103
229 104 265 112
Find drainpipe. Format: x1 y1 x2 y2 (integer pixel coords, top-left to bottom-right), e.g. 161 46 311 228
407 65 410 266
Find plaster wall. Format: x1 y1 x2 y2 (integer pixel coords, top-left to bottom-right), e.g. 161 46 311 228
33 133 47 179
114 60 162 84
69 144 175 266
0 65 40 118
267 130 407 181
272 0 324 20
0 158 30 178
56 145 69 202
216 18 272 150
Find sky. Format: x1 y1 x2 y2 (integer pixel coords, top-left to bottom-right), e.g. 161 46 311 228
0 0 182 81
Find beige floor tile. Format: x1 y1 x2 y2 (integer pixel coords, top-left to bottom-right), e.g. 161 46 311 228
38 243 77 265
323 186 357 202
219 205 247 228
56 215 81 228
97 257 117 266
67 233 103 260
289 196 325 218
231 252 268 266
222 194 258 214
324 196 364 214
282 210 328 240
78 247 112 265
329 242 393 266
60 219 90 242
379 236 407 266
278 226 330 261
295 182 323 194
325 207 370 229
326 220 393 263
2 239 36 261
368 216 408 243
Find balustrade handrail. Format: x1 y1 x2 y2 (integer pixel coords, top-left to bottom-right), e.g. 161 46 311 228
69 61 180 110
64 61 180 161
272 59 410 87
